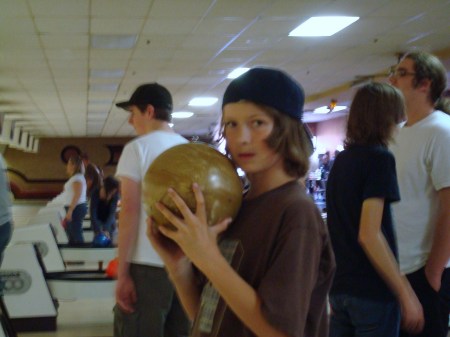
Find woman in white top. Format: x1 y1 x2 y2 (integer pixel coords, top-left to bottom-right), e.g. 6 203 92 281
63 155 88 245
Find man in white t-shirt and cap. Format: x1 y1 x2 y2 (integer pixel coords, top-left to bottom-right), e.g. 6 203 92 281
114 83 189 337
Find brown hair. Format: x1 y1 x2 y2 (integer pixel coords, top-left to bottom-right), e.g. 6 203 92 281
403 51 447 104
435 96 450 115
345 82 405 148
103 175 119 196
221 103 313 178
136 104 172 122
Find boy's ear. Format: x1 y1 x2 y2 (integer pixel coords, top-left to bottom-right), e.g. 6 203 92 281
144 104 156 118
416 78 432 93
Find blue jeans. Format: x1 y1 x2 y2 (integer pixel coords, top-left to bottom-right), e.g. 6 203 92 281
329 294 400 337
65 203 87 245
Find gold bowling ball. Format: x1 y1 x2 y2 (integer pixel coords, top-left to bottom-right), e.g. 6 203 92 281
143 142 243 230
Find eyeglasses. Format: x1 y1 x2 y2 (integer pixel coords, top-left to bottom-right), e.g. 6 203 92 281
389 68 416 78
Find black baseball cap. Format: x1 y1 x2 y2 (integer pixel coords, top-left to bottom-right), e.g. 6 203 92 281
115 83 173 111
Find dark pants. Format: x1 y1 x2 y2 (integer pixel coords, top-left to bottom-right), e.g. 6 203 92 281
0 221 13 295
65 203 87 245
399 267 450 337
114 263 190 337
329 294 400 337
0 221 12 266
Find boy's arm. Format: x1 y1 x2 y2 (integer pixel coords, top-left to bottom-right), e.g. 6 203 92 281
359 198 423 333
115 177 141 313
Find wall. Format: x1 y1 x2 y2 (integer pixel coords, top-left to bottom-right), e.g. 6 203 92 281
309 116 347 171
4 137 131 200
315 116 347 153
3 119 347 199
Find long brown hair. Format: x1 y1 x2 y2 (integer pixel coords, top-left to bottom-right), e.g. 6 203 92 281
345 82 405 148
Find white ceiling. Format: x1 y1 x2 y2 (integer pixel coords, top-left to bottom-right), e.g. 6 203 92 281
0 0 449 143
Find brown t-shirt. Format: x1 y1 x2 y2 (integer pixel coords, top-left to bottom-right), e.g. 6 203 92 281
190 181 335 337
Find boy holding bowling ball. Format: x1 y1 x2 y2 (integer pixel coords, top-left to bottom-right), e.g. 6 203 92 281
148 68 336 337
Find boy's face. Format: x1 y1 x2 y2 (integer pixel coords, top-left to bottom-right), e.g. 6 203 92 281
389 58 418 104
222 101 283 177
127 105 147 135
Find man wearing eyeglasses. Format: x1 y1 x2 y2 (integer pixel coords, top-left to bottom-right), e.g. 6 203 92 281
389 51 450 337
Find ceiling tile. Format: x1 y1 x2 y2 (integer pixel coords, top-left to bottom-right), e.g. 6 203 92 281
1 0 449 139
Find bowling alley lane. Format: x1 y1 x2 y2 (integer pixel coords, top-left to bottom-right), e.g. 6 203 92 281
10 201 450 337
17 298 114 337
11 203 115 337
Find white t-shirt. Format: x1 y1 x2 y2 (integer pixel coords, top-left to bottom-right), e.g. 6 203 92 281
391 111 450 273
49 173 87 207
116 130 188 267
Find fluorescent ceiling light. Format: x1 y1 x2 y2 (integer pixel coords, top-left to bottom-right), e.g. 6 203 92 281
172 111 194 119
87 121 105 126
227 67 250 79
90 69 125 78
189 97 218 107
88 99 113 105
88 111 108 120
314 105 347 114
289 16 359 37
89 83 119 92
91 35 137 49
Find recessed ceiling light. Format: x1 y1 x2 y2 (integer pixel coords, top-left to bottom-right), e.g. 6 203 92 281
88 111 108 120
227 67 250 79
89 83 119 92
91 35 137 49
289 16 359 37
314 105 347 114
88 99 113 105
172 111 194 119
90 69 125 78
188 97 218 107
332 106 347 112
